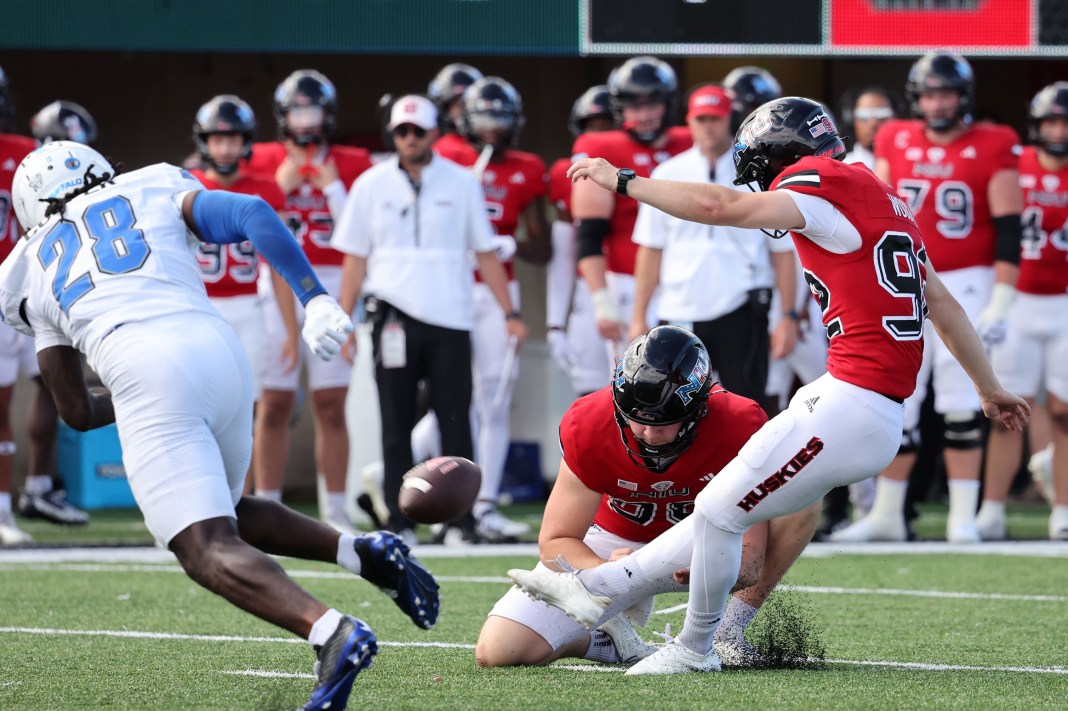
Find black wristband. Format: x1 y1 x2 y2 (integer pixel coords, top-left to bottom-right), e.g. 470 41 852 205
785 309 802 321
505 311 522 321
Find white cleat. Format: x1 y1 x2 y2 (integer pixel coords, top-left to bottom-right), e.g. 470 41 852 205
713 638 764 668
323 510 358 536
476 509 531 542
507 568 609 628
829 515 907 543
946 520 981 543
1049 508 1068 541
0 510 32 546
1029 445 1055 506
598 616 657 664
975 505 1006 541
624 639 721 676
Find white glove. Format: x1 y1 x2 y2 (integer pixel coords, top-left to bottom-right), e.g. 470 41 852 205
491 235 517 262
590 287 621 324
302 294 354 361
547 327 573 373
976 283 1015 349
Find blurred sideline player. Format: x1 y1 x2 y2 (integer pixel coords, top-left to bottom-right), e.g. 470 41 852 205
978 83 1068 541
570 56 691 385
2 140 438 709
428 62 483 156
0 81 94 544
246 69 373 533
723 66 782 137
429 77 551 541
190 95 292 496
477 326 819 669
547 85 614 395
834 52 1023 543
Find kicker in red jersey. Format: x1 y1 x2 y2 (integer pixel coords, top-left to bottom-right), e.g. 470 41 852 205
771 157 927 400
1017 145 1068 295
570 126 691 275
558 387 766 543
875 118 1020 273
245 142 372 267
190 169 286 299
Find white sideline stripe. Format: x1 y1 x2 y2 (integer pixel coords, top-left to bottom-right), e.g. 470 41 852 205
3 563 1064 605
3 626 1064 676
2 540 1068 564
221 670 314 679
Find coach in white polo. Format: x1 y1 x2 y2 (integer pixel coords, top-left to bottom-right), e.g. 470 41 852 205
333 94 528 538
629 83 799 406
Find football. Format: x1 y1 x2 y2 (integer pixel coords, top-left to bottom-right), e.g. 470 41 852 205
399 456 482 524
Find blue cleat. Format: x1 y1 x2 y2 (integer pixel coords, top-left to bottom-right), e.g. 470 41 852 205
303 616 377 711
353 531 440 629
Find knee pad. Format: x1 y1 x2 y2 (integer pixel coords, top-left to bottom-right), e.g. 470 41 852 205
943 411 983 450
897 426 921 455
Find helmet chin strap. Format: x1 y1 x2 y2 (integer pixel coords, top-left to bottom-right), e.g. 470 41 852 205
613 405 707 474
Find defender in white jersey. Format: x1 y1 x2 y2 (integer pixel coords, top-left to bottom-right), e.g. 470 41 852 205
0 142 440 710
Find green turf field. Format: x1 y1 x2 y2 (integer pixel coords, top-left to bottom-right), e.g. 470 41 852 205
2 510 1067 710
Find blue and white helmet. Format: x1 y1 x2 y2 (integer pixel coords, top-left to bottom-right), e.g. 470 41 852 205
12 140 113 230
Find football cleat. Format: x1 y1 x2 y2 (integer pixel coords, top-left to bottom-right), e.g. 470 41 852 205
476 509 530 542
303 616 377 711
598 615 658 664
18 489 89 525
507 568 610 628
975 504 1007 541
1049 508 1068 541
354 531 440 629
624 639 721 675
829 515 907 543
714 638 764 668
0 509 32 545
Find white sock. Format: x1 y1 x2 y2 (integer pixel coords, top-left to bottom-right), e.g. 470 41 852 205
0 493 11 513
25 475 53 496
947 480 980 525
326 492 347 519
337 534 361 575
676 514 738 655
868 477 908 521
472 499 495 519
308 608 344 648
579 515 694 599
583 630 619 663
256 488 282 502
714 597 759 643
978 500 1005 517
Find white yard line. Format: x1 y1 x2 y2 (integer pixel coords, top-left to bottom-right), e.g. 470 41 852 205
2 625 1064 676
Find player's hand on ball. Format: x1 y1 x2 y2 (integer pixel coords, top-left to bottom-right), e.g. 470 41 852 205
567 157 619 192
302 294 354 361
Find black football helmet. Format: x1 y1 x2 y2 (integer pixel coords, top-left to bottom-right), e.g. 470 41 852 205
0 66 14 134
428 63 483 132
30 100 98 146
460 76 524 154
733 97 846 193
193 95 256 175
273 69 337 146
1029 82 1068 158
723 66 782 135
613 325 713 472
905 52 975 132
608 56 678 144
568 84 613 137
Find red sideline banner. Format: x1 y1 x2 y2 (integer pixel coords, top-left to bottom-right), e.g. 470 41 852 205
831 0 1033 48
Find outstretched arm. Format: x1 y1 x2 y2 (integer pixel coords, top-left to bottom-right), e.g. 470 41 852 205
567 157 806 232
924 263 1029 431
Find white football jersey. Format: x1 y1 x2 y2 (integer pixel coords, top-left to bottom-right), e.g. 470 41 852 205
19 163 219 366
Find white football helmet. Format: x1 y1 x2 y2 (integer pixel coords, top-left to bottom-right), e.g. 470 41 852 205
12 140 114 230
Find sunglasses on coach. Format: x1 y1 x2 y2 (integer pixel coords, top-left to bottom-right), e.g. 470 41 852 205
392 124 427 138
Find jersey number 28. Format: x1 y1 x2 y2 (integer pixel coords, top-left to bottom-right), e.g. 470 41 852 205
37 195 150 313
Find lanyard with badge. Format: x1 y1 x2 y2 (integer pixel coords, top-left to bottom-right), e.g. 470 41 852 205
381 309 407 369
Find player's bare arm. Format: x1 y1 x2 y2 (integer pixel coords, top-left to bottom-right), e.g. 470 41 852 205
923 263 1030 431
571 175 615 293
568 157 806 232
988 166 1024 287
36 345 115 432
629 245 661 342
538 460 610 571
769 250 800 358
516 195 552 265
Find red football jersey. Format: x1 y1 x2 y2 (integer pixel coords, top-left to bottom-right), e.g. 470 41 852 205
549 157 573 219
0 133 39 261
190 169 287 299
433 132 468 157
1017 146 1068 295
246 142 373 267
434 141 548 281
875 119 1020 272
571 127 692 275
772 158 927 400
559 386 767 543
